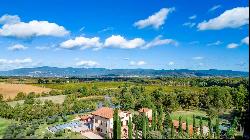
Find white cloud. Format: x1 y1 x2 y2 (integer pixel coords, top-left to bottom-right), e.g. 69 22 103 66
79 26 85 32
0 58 32 66
183 22 196 28
8 44 28 51
104 35 145 49
129 60 146 66
168 61 175 66
207 41 223 46
198 7 249 30
0 14 69 38
75 60 99 68
123 58 129 60
189 15 197 20
241 36 249 45
0 14 20 24
192 56 204 60
98 27 114 33
227 43 239 49
60 36 102 49
209 5 221 12
35 46 51 50
134 8 175 29
143 35 178 49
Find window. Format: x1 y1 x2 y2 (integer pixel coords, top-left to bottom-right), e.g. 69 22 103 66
95 119 98 123
101 121 103 125
101 129 102 132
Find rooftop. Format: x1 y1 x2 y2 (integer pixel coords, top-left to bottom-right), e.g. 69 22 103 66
138 108 151 113
91 107 114 119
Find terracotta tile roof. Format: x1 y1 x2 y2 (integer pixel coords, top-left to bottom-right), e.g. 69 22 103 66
138 108 151 113
91 107 114 119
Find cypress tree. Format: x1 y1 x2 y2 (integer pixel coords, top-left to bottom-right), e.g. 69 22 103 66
152 109 157 131
171 121 174 138
199 117 203 137
117 117 121 139
193 115 196 135
178 116 183 134
113 109 118 139
186 118 189 136
142 113 147 139
128 117 133 139
145 115 149 137
208 117 212 138
215 118 220 139
135 127 138 139
158 105 163 132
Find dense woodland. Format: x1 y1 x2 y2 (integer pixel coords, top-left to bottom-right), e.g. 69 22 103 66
0 77 249 139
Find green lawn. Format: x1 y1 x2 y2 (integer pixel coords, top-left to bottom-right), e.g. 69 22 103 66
0 118 13 138
171 110 208 126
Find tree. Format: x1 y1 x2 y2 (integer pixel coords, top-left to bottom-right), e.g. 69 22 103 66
135 127 139 139
117 117 121 139
142 113 147 139
178 116 183 134
208 117 213 138
113 109 118 139
158 105 164 132
147 131 163 139
199 117 203 138
43 131 53 139
186 118 189 136
128 117 133 139
193 115 196 134
215 118 220 139
152 109 157 131
54 130 63 137
170 121 174 138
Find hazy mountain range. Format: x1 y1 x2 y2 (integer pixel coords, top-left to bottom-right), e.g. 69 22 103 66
0 66 248 78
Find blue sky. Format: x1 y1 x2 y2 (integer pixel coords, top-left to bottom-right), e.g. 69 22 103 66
0 0 249 71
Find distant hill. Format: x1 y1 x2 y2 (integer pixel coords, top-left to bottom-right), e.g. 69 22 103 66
0 66 248 78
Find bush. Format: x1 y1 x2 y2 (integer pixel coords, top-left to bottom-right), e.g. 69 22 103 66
54 130 64 137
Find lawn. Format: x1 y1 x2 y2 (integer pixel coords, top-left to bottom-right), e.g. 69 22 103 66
0 118 13 138
171 110 208 126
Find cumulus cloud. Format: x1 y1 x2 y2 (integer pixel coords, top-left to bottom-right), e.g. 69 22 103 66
0 58 32 65
183 22 196 28
208 5 221 12
60 35 177 50
76 60 99 68
134 8 175 29
60 36 102 49
0 14 69 38
8 44 28 51
0 14 20 24
241 36 249 45
129 60 146 66
104 35 145 49
198 7 249 30
227 43 239 49
192 56 204 60
207 41 223 46
143 35 178 49
189 15 197 20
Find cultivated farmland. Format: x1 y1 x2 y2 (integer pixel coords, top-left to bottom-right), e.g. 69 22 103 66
0 83 51 99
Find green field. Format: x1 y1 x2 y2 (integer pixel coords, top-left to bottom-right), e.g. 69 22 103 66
0 118 13 138
34 82 204 94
